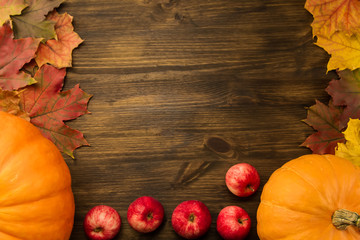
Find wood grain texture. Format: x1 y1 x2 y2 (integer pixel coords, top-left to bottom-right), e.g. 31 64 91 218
57 0 337 239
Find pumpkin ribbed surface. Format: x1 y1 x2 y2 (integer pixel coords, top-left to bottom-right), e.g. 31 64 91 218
0 111 75 240
257 154 360 240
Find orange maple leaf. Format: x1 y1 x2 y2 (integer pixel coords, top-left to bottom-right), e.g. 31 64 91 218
35 10 83 68
305 0 360 37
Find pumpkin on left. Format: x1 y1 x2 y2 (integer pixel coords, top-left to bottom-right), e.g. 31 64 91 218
0 111 75 240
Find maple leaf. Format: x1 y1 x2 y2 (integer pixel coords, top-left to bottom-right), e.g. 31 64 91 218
35 10 83 68
0 0 28 25
305 0 360 37
19 64 92 158
335 118 360 166
326 69 360 124
11 0 65 41
0 22 40 90
316 31 360 71
0 89 29 120
301 100 345 154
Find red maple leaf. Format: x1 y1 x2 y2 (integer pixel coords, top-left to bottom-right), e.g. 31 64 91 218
0 22 41 90
326 69 360 124
19 64 92 158
301 100 345 154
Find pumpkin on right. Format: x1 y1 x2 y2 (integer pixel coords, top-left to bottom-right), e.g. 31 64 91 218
257 154 360 240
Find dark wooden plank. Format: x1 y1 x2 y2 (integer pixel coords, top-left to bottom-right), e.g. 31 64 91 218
55 0 337 239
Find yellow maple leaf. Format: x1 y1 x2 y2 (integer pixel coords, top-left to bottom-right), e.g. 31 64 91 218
335 118 360 166
0 0 27 26
316 31 360 71
305 0 360 37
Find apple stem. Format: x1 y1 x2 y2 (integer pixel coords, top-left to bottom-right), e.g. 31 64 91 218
189 213 195 222
247 184 254 192
94 227 103 233
238 218 248 225
147 212 153 221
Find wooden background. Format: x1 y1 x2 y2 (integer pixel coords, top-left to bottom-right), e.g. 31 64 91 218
58 0 337 239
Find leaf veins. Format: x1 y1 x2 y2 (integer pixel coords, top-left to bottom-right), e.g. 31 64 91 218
35 10 83 68
305 0 360 37
0 22 40 90
19 64 92 158
301 100 345 154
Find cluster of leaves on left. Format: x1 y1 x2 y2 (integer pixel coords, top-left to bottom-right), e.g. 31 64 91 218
0 0 91 158
302 0 360 166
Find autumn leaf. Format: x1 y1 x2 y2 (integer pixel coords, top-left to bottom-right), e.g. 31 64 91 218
326 69 360 124
21 59 39 77
316 31 360 71
11 0 65 40
31 117 89 158
335 118 360 166
305 0 360 37
35 10 83 68
301 100 345 154
0 22 40 90
0 89 29 120
0 0 28 25
19 64 92 158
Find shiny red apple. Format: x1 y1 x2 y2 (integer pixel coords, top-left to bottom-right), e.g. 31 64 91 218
127 196 164 233
225 163 260 197
83 205 121 240
171 200 212 239
217 206 251 240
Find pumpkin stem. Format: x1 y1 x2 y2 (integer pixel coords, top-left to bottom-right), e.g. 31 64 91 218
332 209 360 230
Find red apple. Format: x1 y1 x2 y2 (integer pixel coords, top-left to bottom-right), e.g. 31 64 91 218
171 200 212 239
216 206 251 240
83 205 121 240
225 163 260 197
127 196 164 233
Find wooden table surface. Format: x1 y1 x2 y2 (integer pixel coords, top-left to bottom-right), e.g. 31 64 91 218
59 0 337 239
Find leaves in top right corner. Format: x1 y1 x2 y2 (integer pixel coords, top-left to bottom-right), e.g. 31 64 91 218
305 0 360 71
305 0 360 37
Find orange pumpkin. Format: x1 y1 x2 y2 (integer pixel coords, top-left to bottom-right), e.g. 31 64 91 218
257 154 360 240
0 111 75 239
